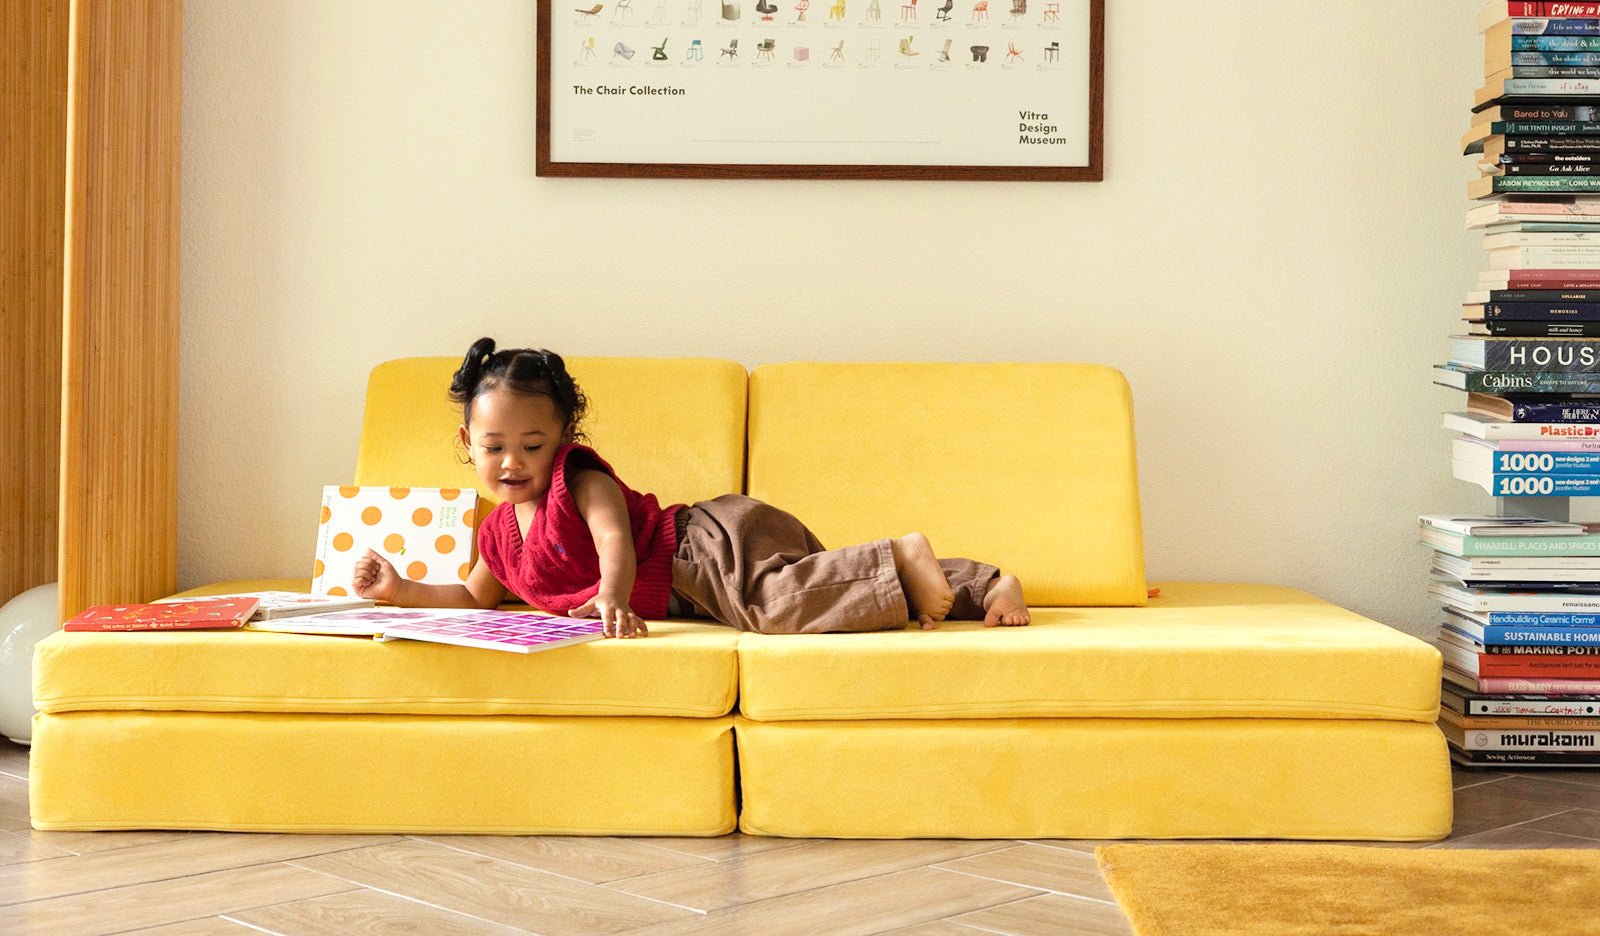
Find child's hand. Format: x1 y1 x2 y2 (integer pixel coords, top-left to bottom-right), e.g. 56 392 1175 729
571 589 648 638
351 548 401 602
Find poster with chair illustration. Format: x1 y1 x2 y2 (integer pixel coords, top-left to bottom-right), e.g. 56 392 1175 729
537 0 1101 179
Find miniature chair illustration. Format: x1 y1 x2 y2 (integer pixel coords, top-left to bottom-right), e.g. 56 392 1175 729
616 0 635 17
969 43 987 61
1043 40 1058 62
828 0 845 17
581 36 597 58
688 0 703 19
614 40 636 58
687 38 704 59
652 37 669 59
936 0 953 20
936 37 951 61
756 37 776 60
900 0 916 20
899 35 918 56
1042 0 1057 20
866 37 881 61
829 39 845 60
722 0 741 18
1008 0 1024 20
866 0 881 20
794 45 809 60
721 36 739 56
796 0 810 19
1004 39 1021 62
971 0 987 20
576 3 603 20
652 0 669 20
756 0 777 20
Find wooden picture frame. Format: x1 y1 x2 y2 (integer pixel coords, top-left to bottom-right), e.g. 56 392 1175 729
536 0 1102 180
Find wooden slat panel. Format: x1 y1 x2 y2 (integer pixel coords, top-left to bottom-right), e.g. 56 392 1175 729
57 0 182 621
0 0 68 609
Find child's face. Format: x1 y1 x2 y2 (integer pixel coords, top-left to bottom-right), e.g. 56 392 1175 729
458 386 572 509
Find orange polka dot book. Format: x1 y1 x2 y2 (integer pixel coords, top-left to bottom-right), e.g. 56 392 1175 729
312 486 479 598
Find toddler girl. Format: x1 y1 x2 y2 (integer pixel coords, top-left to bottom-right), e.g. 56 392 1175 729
352 338 1031 637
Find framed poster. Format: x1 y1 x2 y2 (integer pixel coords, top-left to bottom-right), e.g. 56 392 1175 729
536 0 1102 180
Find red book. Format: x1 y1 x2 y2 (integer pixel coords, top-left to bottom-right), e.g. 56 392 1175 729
1480 270 1600 289
63 597 261 632
1478 653 1600 679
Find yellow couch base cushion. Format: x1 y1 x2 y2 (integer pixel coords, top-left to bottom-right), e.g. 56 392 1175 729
736 582 1443 723
29 711 736 835
747 362 1146 606
33 617 739 717
734 716 1453 840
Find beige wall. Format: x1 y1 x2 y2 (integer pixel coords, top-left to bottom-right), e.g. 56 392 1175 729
180 0 1485 637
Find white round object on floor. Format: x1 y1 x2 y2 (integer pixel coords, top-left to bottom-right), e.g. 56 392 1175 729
0 583 58 745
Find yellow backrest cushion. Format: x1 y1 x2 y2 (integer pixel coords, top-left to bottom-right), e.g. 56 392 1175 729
353 357 748 512
747 362 1146 606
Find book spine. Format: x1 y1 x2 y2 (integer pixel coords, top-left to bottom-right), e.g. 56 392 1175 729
1445 369 1600 392
1503 162 1600 174
1477 339 1600 371
1482 472 1600 495
1452 748 1600 763
1486 450 1600 471
1486 610 1600 624
1490 118 1600 132
1495 65 1600 77
1509 20 1600 36
1482 300 1600 318
1507 51 1600 64
1480 627 1600 644
1510 35 1600 49
1478 655 1600 676
1481 319 1600 336
1481 642 1600 653
1484 273 1600 287
1502 3 1600 17
1447 537 1600 556
1455 727 1600 750
1501 136 1600 152
1454 713 1600 727
1490 175 1600 191
1480 674 1600 692
1496 76 1600 93
1463 697 1600 715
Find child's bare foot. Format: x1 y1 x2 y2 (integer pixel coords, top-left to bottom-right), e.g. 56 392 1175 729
983 574 1031 627
891 533 954 628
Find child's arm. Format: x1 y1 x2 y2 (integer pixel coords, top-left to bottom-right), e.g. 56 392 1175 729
351 549 506 610
568 468 648 638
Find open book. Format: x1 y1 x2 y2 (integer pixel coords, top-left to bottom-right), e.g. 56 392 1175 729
249 606 606 653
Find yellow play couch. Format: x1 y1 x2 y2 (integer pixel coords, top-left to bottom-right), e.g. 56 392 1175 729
29 357 1453 839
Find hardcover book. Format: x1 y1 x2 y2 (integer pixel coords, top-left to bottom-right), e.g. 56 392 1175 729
1442 684 1600 715
312 486 479 597
160 590 375 621
1446 411 1600 440
62 597 261 632
1450 335 1600 371
1434 362 1600 393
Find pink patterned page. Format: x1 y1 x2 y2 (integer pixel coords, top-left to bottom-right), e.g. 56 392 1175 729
375 610 606 654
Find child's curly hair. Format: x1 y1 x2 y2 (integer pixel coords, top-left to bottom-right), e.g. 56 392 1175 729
449 337 590 442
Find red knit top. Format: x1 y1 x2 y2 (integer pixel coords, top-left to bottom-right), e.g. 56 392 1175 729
476 443 681 617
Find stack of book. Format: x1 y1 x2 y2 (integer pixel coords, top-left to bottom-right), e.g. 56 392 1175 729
1422 514 1600 765
1446 3 1600 515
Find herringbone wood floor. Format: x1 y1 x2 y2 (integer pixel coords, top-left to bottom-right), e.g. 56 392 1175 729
2 739 1597 935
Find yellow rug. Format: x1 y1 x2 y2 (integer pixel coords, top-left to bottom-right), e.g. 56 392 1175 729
1096 843 1600 936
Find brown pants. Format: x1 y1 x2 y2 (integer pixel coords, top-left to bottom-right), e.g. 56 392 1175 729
668 494 999 634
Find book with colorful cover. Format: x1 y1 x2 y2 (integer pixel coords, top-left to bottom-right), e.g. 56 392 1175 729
1447 413 1600 442
1439 632 1600 677
312 486 479 597
1445 662 1600 693
1421 527 1600 556
374 609 606 654
1433 362 1600 393
1453 458 1600 494
1466 392 1600 421
62 597 261 632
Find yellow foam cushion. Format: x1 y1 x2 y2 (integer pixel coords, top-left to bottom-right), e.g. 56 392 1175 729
354 356 749 511
30 711 735 835
735 716 1452 840
736 582 1443 722
33 618 739 717
747 362 1146 606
